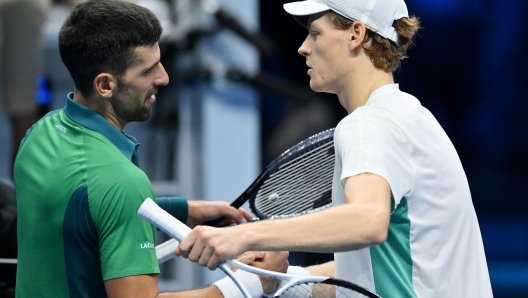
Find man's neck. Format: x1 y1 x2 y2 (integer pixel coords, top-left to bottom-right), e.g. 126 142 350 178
337 59 394 114
72 90 125 131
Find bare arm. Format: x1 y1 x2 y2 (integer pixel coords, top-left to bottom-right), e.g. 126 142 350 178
305 261 336 278
178 172 391 269
104 251 288 297
105 274 223 298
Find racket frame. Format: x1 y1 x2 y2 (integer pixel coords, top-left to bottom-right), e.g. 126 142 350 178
245 128 335 214
205 127 335 226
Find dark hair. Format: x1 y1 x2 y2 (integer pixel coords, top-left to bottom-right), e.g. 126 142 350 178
58 0 163 96
327 11 421 72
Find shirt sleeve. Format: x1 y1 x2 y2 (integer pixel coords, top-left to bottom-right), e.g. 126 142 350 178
335 109 414 206
157 197 188 223
89 165 160 280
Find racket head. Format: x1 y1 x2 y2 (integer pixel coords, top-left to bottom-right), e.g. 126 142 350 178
250 128 335 219
275 277 381 298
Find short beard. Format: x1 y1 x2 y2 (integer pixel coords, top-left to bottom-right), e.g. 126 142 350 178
111 80 152 124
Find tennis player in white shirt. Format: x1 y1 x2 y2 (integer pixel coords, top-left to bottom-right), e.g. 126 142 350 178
177 0 494 296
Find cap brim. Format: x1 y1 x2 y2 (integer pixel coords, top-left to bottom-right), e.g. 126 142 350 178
283 0 331 16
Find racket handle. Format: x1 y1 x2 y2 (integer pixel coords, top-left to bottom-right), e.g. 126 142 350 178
138 198 192 240
138 198 254 298
156 239 179 264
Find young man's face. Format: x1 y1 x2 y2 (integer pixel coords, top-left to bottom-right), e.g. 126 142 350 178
110 42 169 124
298 13 351 94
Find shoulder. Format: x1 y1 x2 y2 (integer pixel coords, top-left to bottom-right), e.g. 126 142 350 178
336 89 421 138
89 161 151 196
87 164 154 226
335 105 405 140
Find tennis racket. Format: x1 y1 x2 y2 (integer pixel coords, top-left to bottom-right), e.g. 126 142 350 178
138 198 381 298
207 127 335 227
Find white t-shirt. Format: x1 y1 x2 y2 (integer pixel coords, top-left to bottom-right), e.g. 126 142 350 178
332 84 493 297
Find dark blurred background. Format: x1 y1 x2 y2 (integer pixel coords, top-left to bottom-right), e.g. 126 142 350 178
259 0 528 296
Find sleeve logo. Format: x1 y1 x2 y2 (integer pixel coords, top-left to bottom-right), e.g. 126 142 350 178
136 242 155 250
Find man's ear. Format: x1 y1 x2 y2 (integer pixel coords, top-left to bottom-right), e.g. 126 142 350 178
93 73 118 98
348 20 368 50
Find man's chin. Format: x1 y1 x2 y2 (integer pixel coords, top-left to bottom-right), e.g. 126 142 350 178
309 81 323 92
134 108 151 122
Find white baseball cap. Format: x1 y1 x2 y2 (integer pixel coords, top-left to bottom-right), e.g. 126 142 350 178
283 0 408 43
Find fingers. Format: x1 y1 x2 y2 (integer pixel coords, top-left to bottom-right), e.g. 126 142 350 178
249 251 289 274
177 226 228 270
181 240 221 270
174 247 181 257
249 251 289 294
235 253 256 264
237 251 266 263
220 204 257 224
217 207 255 227
224 205 248 224
178 225 250 270
187 200 256 227
238 207 255 221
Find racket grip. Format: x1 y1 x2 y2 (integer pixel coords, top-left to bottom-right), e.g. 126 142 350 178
138 198 192 241
138 199 254 298
156 239 179 264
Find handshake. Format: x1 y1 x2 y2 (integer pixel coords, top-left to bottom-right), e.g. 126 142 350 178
138 198 379 298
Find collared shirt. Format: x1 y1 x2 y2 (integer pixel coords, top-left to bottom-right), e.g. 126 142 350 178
64 92 140 165
14 93 185 297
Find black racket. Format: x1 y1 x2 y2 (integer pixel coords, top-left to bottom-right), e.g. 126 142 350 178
208 127 335 226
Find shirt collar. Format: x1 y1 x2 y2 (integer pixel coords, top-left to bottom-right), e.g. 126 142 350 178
63 92 140 166
364 84 400 106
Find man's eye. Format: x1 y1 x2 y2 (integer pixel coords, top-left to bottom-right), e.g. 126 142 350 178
144 67 154 75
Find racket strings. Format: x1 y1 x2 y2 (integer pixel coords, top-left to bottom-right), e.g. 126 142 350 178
281 282 374 298
256 155 334 217
264 141 333 185
262 141 333 190
255 141 334 218
257 169 332 216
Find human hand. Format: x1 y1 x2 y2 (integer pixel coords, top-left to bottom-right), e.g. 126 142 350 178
218 250 289 294
213 251 288 297
176 224 251 269
186 200 254 228
246 251 289 294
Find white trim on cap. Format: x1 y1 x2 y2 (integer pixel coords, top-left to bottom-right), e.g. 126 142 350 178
283 0 330 16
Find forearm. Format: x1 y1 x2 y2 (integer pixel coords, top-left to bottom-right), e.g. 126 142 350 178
159 285 223 298
106 274 224 298
306 261 335 278
243 203 389 253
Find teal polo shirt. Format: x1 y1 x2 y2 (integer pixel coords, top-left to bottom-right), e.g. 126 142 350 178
15 93 187 298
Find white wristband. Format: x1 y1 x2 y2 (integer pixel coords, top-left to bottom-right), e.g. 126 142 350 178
286 265 311 276
213 269 263 298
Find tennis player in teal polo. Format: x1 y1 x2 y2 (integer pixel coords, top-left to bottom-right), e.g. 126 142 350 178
14 1 287 297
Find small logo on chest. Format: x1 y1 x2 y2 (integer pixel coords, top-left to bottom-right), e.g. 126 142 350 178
55 123 67 133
